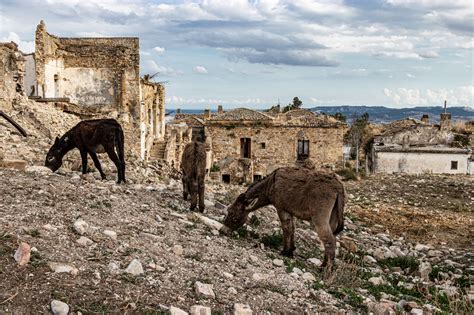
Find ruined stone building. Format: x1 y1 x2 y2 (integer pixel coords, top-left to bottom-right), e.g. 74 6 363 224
367 111 472 174
0 42 26 110
1 21 166 160
175 107 346 184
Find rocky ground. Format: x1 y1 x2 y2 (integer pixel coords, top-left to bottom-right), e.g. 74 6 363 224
0 103 473 314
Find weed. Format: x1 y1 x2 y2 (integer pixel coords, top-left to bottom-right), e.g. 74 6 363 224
248 215 261 228
366 281 423 301
378 256 419 273
186 252 203 261
119 273 144 285
26 229 40 237
261 233 283 250
77 301 113 313
336 168 357 180
429 265 455 281
30 250 45 268
284 257 307 274
51 290 68 302
234 226 259 239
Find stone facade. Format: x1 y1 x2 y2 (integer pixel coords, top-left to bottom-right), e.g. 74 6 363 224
34 20 140 118
190 107 346 184
0 42 26 110
140 78 166 159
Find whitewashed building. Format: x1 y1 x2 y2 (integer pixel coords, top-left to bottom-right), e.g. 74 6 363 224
368 111 472 175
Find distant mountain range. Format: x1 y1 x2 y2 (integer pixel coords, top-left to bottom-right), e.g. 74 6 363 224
310 106 474 123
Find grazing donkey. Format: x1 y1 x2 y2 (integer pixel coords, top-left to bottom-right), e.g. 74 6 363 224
181 141 206 212
45 119 126 183
223 166 345 269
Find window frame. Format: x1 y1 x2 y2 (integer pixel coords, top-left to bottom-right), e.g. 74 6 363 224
297 139 310 160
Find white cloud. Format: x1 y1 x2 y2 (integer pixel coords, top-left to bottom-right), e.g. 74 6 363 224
418 50 439 59
193 66 208 74
153 46 165 53
406 73 415 78
383 86 474 106
0 32 34 53
143 60 182 76
167 96 266 106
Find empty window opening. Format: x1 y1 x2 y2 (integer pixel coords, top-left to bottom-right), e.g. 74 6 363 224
260 142 266 149
222 174 231 183
53 74 60 98
240 138 251 158
451 161 458 170
253 174 262 182
297 140 309 160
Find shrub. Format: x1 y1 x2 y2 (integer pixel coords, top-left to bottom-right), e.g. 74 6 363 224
261 233 283 250
378 256 419 273
336 168 358 180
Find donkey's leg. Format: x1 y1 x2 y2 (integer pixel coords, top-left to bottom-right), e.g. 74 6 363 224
312 218 336 270
189 181 198 211
89 151 106 180
198 179 205 213
105 146 123 183
182 178 189 200
80 149 88 175
277 209 296 257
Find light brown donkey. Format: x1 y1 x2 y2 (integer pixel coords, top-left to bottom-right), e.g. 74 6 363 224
222 166 345 269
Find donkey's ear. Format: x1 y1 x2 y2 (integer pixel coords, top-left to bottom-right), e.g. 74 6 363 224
54 137 59 144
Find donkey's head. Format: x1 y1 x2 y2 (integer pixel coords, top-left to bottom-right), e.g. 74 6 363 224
222 193 259 231
45 136 67 172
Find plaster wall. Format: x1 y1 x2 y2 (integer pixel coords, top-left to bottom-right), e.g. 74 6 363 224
375 151 470 174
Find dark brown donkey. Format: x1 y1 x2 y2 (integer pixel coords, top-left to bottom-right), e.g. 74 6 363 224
181 141 206 212
45 119 126 183
223 166 345 269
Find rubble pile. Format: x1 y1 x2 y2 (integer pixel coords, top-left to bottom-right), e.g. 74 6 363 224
0 167 472 314
0 103 472 314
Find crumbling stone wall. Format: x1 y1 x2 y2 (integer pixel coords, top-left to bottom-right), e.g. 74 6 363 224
0 42 26 110
34 21 140 117
206 122 345 184
140 79 165 159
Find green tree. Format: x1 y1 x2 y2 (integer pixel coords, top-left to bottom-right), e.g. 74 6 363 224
344 113 370 173
283 97 303 112
332 112 347 122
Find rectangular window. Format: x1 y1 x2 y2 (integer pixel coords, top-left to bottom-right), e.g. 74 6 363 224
240 138 251 158
260 142 266 149
297 140 310 160
222 174 230 183
451 161 458 170
253 174 262 182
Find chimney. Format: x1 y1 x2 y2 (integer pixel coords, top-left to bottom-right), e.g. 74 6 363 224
204 109 211 119
440 100 451 130
217 105 223 114
421 114 429 124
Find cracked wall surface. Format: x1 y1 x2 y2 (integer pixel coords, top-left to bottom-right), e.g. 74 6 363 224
0 42 26 110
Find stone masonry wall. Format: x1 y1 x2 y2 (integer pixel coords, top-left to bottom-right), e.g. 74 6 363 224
35 21 140 116
140 80 166 159
206 123 345 183
0 42 26 110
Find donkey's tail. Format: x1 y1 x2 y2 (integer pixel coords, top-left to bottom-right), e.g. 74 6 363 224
330 185 345 236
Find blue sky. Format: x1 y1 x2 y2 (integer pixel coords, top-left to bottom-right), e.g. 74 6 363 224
1 0 473 109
